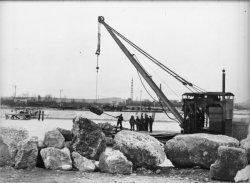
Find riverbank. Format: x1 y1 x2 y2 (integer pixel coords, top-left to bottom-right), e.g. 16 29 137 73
0 166 220 183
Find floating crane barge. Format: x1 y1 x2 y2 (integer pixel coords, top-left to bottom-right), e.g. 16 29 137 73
95 16 235 140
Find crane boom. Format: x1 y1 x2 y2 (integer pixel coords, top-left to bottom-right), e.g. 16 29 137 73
98 16 184 124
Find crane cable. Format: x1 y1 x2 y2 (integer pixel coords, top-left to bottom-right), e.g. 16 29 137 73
134 54 181 100
135 55 180 123
104 23 206 93
109 24 203 94
137 69 180 123
95 22 101 103
105 24 190 85
158 98 181 123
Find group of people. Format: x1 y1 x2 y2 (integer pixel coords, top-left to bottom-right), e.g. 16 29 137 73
116 113 154 133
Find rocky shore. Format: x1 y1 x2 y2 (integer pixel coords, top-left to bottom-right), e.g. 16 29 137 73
0 116 249 182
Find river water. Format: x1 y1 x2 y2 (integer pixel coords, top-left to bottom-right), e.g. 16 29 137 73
0 108 249 140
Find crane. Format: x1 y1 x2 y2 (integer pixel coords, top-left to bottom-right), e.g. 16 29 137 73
97 16 183 124
96 16 235 135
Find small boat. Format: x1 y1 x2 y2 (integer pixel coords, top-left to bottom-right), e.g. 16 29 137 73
5 108 40 120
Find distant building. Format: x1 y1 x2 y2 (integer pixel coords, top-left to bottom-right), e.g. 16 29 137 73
125 98 133 105
14 97 28 105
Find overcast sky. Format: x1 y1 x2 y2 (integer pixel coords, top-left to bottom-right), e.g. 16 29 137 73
0 1 249 102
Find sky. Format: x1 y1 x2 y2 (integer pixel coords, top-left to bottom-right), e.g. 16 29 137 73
0 1 249 103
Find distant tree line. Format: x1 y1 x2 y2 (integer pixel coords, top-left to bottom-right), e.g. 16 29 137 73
0 95 88 110
0 95 184 111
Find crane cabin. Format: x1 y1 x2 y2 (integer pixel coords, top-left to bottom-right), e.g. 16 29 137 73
182 92 234 135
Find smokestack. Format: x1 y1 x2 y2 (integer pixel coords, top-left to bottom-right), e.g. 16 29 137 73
222 69 225 93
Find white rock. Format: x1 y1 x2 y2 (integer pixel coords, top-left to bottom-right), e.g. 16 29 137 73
40 147 72 170
99 149 133 174
165 133 239 168
71 151 96 172
43 129 65 149
114 130 165 168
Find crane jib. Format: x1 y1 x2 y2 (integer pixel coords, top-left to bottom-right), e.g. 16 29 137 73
97 16 184 124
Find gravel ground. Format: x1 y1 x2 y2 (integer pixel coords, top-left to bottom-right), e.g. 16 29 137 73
0 166 230 183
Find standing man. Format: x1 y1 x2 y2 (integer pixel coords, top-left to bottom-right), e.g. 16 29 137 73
116 114 123 132
149 116 154 133
135 116 140 131
140 113 144 131
129 115 135 131
145 113 149 132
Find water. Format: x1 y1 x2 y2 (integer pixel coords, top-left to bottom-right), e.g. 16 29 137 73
0 109 182 140
0 108 249 140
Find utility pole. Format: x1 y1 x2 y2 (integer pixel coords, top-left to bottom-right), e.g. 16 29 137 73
14 85 16 99
10 84 17 99
60 89 63 107
131 78 133 101
222 69 225 101
140 90 142 112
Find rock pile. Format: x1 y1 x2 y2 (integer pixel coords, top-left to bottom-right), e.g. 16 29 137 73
1 119 248 180
164 133 239 168
0 118 104 173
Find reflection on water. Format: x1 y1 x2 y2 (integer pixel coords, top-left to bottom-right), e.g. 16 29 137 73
0 108 249 140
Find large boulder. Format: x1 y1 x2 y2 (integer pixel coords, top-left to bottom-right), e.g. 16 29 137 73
164 133 239 168
99 149 132 174
0 136 11 166
57 127 73 141
71 151 96 172
240 138 250 163
0 127 29 166
14 136 38 169
70 116 106 160
113 130 165 168
40 147 72 170
43 129 65 149
210 146 248 181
